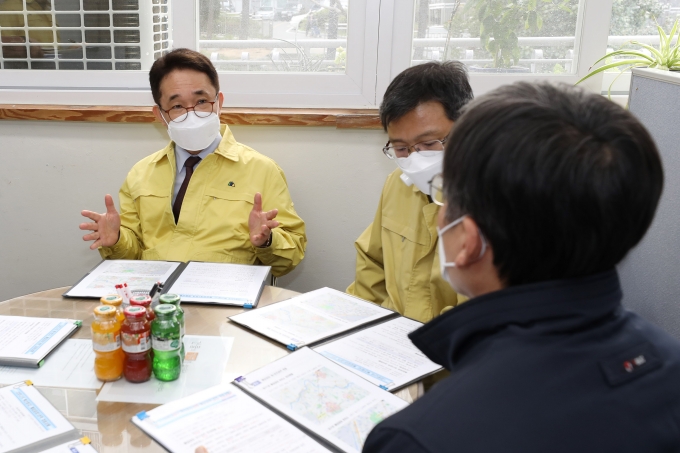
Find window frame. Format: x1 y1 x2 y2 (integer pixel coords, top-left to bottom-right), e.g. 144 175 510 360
0 0 381 107
380 0 615 104
0 0 627 108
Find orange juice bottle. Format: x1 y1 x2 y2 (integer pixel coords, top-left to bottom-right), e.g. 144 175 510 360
101 294 125 323
91 305 124 381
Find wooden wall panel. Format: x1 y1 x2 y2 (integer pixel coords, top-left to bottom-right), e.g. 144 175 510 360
0 105 382 129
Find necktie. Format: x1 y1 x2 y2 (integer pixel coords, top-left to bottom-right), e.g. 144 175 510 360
173 156 202 223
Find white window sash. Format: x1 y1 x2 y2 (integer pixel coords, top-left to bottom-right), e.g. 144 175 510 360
0 0 638 108
0 0 380 108
382 0 615 104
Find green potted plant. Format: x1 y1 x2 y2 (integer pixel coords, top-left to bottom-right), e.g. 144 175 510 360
577 18 680 94
464 0 543 71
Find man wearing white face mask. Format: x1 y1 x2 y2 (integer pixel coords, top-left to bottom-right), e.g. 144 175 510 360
346 62 473 323
79 49 306 276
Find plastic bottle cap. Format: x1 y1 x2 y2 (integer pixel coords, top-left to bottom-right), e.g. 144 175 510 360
159 293 181 304
94 305 117 317
130 295 152 306
154 304 177 315
101 294 123 306
124 306 147 318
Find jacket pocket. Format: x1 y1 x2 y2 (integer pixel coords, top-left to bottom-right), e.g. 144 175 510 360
131 187 173 242
382 216 428 246
197 188 254 253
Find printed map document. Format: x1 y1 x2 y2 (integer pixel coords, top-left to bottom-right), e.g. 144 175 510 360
0 316 81 368
314 317 443 391
234 347 409 453
131 383 330 453
0 340 101 390
64 260 182 299
0 382 81 453
164 262 271 307
97 335 234 404
229 288 397 349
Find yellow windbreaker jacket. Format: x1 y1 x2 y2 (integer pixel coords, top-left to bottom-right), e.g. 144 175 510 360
99 125 306 277
346 168 463 323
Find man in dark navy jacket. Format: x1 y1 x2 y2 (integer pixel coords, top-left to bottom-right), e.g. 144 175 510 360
363 82 680 453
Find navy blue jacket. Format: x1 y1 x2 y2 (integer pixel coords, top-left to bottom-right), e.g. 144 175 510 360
364 270 680 452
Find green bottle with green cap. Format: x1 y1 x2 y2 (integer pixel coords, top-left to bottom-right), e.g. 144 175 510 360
151 304 181 381
159 293 185 362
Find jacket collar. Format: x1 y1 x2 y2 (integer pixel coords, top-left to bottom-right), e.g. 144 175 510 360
409 269 623 370
152 124 240 163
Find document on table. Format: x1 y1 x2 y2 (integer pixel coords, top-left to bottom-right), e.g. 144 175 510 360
235 347 409 453
229 287 397 349
38 438 97 453
313 317 443 391
131 384 331 453
0 382 80 453
164 262 271 306
97 335 234 404
64 260 182 299
0 340 101 390
0 316 81 368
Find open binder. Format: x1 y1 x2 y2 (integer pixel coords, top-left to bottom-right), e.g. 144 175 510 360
132 348 410 453
0 316 81 368
228 287 443 391
228 287 398 350
0 381 86 453
64 260 270 308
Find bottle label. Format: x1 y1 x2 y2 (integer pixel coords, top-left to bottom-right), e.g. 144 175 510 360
122 330 151 353
92 331 121 352
152 336 180 352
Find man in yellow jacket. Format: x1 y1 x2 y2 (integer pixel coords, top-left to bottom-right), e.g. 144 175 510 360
79 49 306 277
347 62 473 322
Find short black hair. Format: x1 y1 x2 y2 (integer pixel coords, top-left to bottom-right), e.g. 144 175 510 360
443 82 663 286
149 48 220 106
380 61 473 131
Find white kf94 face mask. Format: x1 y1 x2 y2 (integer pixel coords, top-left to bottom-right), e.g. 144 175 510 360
437 215 488 288
397 151 444 195
167 112 221 151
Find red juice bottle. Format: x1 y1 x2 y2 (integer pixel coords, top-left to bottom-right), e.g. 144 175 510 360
130 295 155 322
121 306 152 383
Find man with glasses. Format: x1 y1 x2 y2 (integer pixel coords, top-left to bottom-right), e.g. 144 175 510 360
79 48 306 277
347 61 473 323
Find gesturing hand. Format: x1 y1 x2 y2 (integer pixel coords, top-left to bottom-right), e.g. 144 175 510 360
80 194 121 250
249 192 279 247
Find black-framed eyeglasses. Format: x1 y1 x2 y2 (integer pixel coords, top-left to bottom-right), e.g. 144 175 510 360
382 137 449 160
429 173 445 206
161 96 219 123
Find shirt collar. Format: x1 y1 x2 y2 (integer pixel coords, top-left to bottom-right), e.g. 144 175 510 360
409 269 623 371
175 134 221 170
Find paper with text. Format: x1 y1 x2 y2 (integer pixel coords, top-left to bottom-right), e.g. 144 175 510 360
97 335 234 404
65 260 181 298
236 347 409 453
165 262 270 305
0 317 79 366
229 287 395 348
0 340 101 390
314 317 442 390
132 383 330 453
0 384 76 453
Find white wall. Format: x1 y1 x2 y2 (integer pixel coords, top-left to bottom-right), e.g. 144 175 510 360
0 120 392 301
